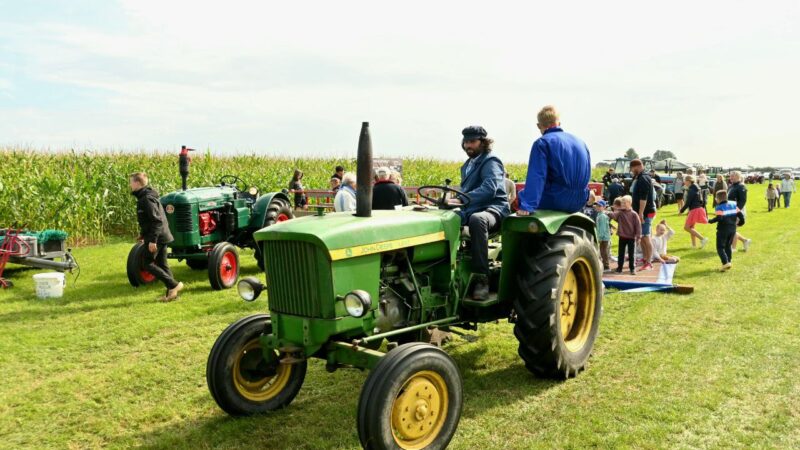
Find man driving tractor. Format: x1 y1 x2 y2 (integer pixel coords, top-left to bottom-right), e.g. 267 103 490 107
448 126 510 301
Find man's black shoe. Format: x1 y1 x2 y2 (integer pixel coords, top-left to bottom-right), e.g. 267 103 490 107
472 275 490 301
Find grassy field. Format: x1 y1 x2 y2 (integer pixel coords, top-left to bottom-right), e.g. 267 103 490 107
1 182 799 449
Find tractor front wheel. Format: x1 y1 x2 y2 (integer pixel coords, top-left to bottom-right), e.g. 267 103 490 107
513 225 603 379
357 343 463 450
126 242 157 287
206 314 307 415
208 242 239 290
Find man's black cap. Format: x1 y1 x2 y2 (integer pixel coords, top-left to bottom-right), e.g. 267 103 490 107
462 125 487 141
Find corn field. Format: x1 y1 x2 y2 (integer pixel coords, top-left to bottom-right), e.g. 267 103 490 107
2 148 556 243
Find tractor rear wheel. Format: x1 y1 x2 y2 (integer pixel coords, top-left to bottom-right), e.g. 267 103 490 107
513 225 603 379
207 314 306 415
185 258 208 270
208 242 239 290
254 197 294 270
357 343 463 450
126 242 157 287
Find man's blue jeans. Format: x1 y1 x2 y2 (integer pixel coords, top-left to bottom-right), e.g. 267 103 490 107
784 192 792 208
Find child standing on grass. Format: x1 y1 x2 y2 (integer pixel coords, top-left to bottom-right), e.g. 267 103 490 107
608 195 641 275
593 200 611 271
766 183 778 212
709 191 745 272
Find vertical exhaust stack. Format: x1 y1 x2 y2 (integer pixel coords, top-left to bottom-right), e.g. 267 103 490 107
355 122 373 217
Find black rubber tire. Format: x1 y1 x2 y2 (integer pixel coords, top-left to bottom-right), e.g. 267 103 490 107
254 197 294 270
208 242 239 290
186 258 208 270
357 343 463 450
126 242 157 287
206 314 307 416
513 225 603 379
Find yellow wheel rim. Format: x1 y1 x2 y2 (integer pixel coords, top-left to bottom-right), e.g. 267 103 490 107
559 257 597 353
232 338 291 402
391 370 449 450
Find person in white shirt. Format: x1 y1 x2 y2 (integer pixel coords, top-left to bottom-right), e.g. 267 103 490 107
334 172 357 212
651 220 680 263
780 173 796 208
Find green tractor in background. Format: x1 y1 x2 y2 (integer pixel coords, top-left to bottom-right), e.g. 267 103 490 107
205 124 603 449
127 146 293 290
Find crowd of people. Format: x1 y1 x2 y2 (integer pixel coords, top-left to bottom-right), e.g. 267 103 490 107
592 164 800 273
288 164 409 213
284 104 793 289
124 103 793 304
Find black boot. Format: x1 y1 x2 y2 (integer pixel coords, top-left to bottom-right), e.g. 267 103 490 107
472 275 490 301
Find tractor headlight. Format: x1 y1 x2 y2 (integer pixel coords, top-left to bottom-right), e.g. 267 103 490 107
248 187 258 196
344 290 372 318
237 277 264 302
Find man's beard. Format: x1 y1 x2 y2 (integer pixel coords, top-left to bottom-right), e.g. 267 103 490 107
465 147 481 158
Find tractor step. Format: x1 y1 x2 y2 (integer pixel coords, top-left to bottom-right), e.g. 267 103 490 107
461 292 500 307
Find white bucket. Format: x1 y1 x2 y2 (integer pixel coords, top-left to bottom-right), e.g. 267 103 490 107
33 272 66 299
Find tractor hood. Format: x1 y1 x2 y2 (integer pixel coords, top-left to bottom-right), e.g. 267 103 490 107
255 208 461 261
160 186 239 206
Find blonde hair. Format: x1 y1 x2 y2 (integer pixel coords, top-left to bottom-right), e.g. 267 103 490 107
389 170 402 185
129 172 148 185
684 174 695 184
621 195 633 206
731 170 743 181
537 105 560 128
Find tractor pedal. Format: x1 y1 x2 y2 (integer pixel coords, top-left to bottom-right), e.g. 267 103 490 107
461 292 500 307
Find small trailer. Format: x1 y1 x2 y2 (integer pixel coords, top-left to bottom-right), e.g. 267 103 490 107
0 228 78 288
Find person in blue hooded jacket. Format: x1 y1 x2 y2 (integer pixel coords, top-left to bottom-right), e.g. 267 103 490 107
448 126 510 301
517 106 591 216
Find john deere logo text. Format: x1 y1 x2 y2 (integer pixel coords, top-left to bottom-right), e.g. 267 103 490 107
328 232 445 261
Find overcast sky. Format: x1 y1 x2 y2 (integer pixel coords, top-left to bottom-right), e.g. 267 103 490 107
1 0 798 167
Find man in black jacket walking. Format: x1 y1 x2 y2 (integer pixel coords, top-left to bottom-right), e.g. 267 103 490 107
130 172 183 301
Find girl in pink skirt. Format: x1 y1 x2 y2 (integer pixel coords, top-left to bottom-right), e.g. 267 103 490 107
679 174 709 248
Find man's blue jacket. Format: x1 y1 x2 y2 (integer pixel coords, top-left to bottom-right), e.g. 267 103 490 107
518 127 591 214
458 151 510 225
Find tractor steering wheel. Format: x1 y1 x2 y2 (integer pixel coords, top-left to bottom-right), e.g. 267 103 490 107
417 185 472 210
219 175 248 192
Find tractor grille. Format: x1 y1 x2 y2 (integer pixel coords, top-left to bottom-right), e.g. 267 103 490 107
263 241 328 318
173 204 193 232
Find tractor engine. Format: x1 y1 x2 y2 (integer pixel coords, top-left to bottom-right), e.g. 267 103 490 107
375 261 416 333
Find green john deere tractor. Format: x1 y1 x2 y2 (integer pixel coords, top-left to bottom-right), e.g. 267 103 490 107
206 124 603 449
127 146 293 290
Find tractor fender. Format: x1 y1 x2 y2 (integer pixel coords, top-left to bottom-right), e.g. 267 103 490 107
497 211 597 303
250 192 291 229
501 210 596 240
